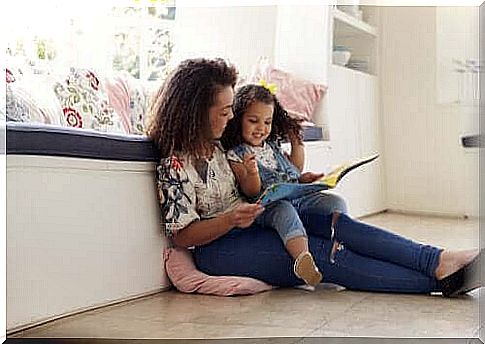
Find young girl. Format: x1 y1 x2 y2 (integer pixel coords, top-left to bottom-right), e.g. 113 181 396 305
221 83 337 287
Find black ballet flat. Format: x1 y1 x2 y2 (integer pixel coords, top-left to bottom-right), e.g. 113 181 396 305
438 252 481 297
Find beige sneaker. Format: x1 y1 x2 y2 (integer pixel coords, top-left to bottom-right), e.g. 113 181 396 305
294 252 322 287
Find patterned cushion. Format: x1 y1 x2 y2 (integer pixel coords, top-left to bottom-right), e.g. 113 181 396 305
5 66 65 126
53 68 126 133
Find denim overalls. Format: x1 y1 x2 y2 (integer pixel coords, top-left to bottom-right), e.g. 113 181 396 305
228 141 347 245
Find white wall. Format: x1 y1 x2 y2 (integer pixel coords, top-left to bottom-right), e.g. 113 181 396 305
436 7 479 107
380 7 479 217
173 4 332 129
173 5 277 78
274 6 329 84
274 5 330 128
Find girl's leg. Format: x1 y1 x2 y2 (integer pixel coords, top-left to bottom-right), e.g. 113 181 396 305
293 192 348 239
256 201 322 286
256 200 307 250
304 211 442 278
295 191 348 215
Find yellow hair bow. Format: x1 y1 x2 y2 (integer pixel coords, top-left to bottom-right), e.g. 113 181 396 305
258 79 278 95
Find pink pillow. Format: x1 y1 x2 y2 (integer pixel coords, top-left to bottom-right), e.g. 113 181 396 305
164 247 273 296
104 73 132 134
248 58 327 125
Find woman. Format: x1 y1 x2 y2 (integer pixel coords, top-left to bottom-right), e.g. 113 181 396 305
147 57 479 296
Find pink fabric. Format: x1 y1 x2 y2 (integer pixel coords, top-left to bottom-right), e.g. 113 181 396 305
164 247 273 296
104 74 132 134
248 58 327 124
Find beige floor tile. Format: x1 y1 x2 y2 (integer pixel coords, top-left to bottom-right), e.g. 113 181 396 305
15 315 174 339
312 291 479 337
362 212 478 249
9 213 480 340
159 322 316 339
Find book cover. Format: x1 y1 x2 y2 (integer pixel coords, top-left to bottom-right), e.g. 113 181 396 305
257 153 379 206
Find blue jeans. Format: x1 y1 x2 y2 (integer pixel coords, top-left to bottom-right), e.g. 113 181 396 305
194 211 443 293
256 192 348 245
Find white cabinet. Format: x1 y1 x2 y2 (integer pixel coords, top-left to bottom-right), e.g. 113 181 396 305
322 5 385 217
275 5 385 218
331 6 379 75
307 63 384 218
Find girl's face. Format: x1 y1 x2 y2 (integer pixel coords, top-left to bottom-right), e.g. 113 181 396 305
209 86 234 140
241 101 274 147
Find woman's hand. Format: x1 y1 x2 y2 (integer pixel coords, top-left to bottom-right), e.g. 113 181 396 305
242 153 259 176
226 203 264 228
299 171 325 184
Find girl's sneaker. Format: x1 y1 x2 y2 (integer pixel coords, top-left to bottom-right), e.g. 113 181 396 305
294 251 322 287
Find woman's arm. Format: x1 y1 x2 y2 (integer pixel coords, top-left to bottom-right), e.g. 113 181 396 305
289 138 305 172
229 156 261 197
173 203 264 247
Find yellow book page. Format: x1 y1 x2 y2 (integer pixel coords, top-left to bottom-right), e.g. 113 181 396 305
314 153 379 188
317 164 351 189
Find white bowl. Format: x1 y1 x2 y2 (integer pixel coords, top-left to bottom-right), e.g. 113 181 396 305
333 51 351 66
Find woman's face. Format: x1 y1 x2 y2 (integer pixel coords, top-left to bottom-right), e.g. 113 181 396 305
208 86 234 140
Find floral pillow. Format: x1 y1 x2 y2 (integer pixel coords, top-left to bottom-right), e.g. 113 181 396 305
53 68 126 133
247 57 327 125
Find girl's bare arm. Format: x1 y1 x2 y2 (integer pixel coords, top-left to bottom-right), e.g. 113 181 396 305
229 155 261 197
289 138 305 171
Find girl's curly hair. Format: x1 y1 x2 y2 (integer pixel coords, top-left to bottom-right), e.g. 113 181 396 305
221 84 303 150
146 58 238 158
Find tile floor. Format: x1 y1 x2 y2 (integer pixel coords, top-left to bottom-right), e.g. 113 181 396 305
9 212 480 340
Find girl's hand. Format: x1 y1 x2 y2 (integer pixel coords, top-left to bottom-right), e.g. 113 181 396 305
299 171 325 184
226 203 264 228
288 129 303 145
242 153 259 176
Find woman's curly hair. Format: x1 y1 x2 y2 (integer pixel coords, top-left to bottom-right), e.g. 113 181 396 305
221 84 303 150
146 58 238 158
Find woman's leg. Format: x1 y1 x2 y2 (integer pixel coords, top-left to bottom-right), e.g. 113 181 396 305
194 224 300 287
303 212 442 278
193 226 439 293
308 237 440 293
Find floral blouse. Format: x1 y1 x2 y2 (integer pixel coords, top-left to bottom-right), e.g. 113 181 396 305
156 143 243 237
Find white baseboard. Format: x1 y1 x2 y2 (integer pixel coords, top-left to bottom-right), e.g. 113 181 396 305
386 208 476 220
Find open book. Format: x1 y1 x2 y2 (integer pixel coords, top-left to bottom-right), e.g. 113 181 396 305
256 153 379 206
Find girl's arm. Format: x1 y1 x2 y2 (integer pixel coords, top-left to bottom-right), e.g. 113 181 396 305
289 137 305 171
230 155 261 197
173 203 264 247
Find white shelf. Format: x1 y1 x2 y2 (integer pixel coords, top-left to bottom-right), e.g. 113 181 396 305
331 63 377 77
332 8 377 37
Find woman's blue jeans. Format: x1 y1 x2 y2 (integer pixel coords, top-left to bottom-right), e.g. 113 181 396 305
194 194 443 293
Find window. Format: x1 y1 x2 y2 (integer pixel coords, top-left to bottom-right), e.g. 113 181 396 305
111 6 176 83
5 4 176 86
